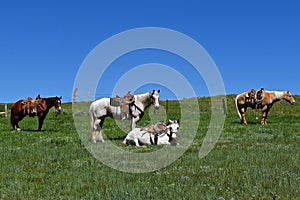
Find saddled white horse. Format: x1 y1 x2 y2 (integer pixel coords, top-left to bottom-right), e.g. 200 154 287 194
122 119 180 146
90 90 160 143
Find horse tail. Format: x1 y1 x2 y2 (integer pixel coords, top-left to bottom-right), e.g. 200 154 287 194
10 106 15 129
235 94 242 119
89 105 95 130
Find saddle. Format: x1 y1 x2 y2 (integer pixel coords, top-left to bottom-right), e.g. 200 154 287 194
246 89 256 106
21 97 37 116
110 91 135 120
246 88 265 109
21 96 45 117
140 121 167 145
140 121 167 134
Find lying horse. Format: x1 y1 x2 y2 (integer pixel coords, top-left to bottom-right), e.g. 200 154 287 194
122 119 180 146
90 90 160 143
235 89 295 124
10 95 62 131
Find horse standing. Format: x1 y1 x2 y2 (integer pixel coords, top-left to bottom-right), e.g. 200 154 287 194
235 89 295 124
89 90 160 143
10 95 62 131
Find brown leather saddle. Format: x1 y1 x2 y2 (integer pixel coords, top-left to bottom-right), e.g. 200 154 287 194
110 92 135 120
246 88 265 109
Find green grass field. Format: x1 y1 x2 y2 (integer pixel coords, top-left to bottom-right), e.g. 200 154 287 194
1 95 300 199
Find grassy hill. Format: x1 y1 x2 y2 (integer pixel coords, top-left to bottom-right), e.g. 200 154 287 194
0 95 299 199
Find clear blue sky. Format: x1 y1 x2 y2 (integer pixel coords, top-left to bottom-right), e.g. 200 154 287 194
1 1 299 103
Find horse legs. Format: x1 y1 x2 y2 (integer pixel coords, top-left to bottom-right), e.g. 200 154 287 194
92 117 105 143
131 116 140 130
261 109 269 125
10 118 17 130
12 120 21 131
15 122 21 131
38 116 45 131
238 107 248 125
11 115 24 131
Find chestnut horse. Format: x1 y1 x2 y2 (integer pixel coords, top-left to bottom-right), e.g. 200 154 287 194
235 89 295 124
10 95 62 131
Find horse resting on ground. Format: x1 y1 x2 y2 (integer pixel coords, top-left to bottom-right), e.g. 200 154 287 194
10 95 62 131
235 88 295 124
122 119 180 146
89 90 160 143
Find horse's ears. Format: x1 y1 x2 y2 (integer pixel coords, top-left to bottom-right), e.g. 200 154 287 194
152 89 160 94
59 96 62 99
177 119 180 124
287 90 290 94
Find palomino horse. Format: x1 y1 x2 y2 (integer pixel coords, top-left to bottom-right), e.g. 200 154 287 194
122 119 180 146
89 90 160 143
10 95 62 131
235 89 295 124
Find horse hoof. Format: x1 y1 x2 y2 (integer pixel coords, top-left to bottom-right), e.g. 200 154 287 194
16 128 21 131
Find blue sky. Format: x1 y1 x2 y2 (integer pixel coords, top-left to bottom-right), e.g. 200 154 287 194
1 1 299 102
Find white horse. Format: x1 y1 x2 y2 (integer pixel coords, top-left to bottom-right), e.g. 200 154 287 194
122 119 180 147
90 90 160 143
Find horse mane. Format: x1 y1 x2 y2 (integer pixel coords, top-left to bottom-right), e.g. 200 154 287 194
135 92 151 103
264 91 285 100
41 96 61 102
45 96 61 100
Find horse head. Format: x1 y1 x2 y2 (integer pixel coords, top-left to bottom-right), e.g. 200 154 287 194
167 119 180 145
151 89 160 110
283 91 296 105
54 96 62 114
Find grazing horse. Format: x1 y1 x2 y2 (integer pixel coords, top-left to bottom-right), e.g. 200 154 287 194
89 90 160 143
10 95 62 131
123 119 180 146
235 89 295 124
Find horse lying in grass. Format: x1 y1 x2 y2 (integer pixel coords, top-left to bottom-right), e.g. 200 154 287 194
235 89 295 124
122 119 180 147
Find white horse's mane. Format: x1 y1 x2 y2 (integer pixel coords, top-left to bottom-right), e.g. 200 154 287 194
135 92 151 103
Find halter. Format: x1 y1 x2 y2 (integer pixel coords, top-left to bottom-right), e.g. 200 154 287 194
167 127 178 142
149 126 177 145
131 92 156 116
148 122 168 145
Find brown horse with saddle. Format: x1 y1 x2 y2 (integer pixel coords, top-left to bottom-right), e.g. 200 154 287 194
235 88 295 124
10 95 62 131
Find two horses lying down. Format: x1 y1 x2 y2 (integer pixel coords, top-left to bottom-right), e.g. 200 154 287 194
122 119 180 146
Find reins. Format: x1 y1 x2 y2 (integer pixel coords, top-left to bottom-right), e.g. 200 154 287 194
132 103 144 114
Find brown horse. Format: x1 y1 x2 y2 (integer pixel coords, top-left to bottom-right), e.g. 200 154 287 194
10 95 62 131
235 89 295 124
